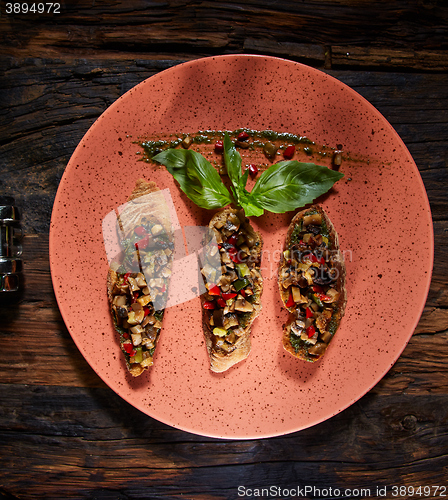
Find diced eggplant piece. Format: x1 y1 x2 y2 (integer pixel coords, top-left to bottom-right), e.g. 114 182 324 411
131 332 142 346
292 286 307 304
308 342 328 356
115 305 128 319
223 313 239 329
113 295 127 306
303 213 322 226
127 277 140 293
234 297 254 312
213 309 224 328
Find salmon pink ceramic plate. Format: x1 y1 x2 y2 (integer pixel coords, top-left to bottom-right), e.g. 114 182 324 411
50 55 433 439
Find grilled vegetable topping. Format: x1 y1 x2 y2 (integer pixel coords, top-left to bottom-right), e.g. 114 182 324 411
110 271 164 371
200 209 262 356
279 208 345 361
109 212 174 375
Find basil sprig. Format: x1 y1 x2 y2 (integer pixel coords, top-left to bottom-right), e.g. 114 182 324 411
153 147 233 209
153 133 344 216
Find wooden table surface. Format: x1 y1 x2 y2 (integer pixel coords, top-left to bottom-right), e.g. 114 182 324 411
1 1 447 499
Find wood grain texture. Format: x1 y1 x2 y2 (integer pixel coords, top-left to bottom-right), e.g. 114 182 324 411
0 1 447 498
1 0 448 70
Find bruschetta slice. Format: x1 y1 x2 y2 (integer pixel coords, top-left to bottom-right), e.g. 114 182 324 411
199 208 263 372
107 179 174 376
278 205 346 362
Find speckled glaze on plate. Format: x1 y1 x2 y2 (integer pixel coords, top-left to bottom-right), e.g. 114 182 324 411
49 55 433 439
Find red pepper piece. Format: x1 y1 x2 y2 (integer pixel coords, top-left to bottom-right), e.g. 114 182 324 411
203 300 215 310
134 225 147 237
237 131 249 141
248 164 258 177
122 342 134 354
208 284 221 296
227 235 238 246
240 289 246 298
143 307 150 317
306 325 316 338
317 293 332 302
309 254 325 265
135 235 149 250
216 297 226 308
122 332 130 339
312 284 324 293
215 140 224 153
306 307 314 319
222 292 237 300
283 145 295 159
228 247 241 263
286 291 295 309
123 272 132 283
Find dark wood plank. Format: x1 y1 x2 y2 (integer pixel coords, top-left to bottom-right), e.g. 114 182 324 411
1 384 447 499
1 1 448 70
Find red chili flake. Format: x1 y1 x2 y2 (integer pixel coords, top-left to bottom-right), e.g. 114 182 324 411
123 272 132 283
215 140 224 153
203 300 215 310
143 307 150 317
237 131 249 141
306 307 314 319
216 297 226 308
208 284 221 296
283 145 295 159
122 332 130 339
248 164 258 177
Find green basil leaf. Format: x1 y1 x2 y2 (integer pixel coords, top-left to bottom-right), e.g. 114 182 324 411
153 148 233 209
251 161 344 214
238 190 264 217
222 133 264 216
223 133 242 189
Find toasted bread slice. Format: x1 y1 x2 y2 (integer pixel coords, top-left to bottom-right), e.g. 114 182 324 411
200 208 263 373
107 179 174 376
278 205 346 362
